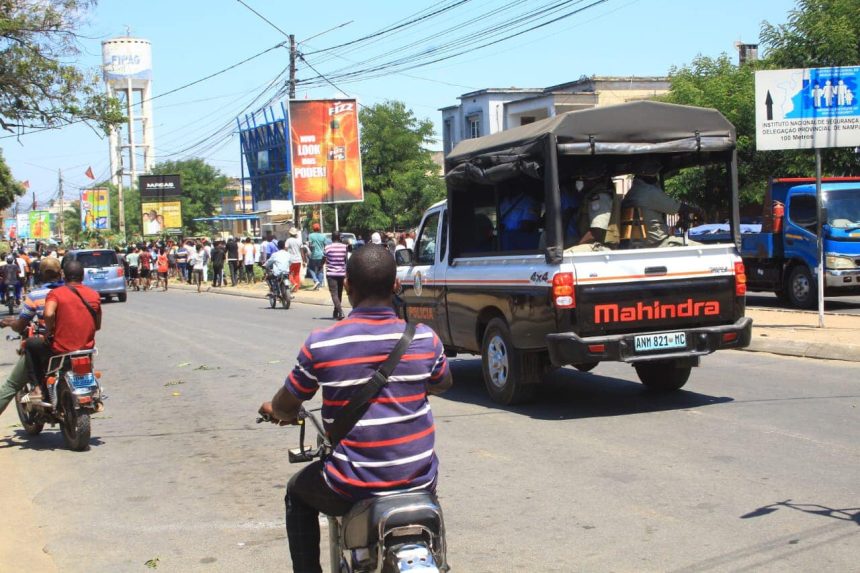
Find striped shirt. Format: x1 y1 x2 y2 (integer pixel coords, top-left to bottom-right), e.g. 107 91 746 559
19 281 63 323
286 307 448 501
323 242 348 277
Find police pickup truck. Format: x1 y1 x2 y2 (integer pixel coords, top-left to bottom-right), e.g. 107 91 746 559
395 101 752 405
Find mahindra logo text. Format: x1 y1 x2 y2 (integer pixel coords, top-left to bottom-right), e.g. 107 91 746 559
594 299 720 324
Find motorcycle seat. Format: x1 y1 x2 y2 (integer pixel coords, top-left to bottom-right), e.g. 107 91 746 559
341 491 443 549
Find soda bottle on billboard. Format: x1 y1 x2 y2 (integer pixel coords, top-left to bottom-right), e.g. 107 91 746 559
327 118 347 200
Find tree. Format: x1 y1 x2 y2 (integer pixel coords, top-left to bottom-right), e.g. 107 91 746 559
760 0 860 68
0 0 123 135
341 101 445 235
661 0 860 216
148 159 228 235
0 149 25 210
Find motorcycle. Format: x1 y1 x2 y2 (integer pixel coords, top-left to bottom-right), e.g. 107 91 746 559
260 407 448 572
6 283 16 315
12 325 104 451
265 272 291 310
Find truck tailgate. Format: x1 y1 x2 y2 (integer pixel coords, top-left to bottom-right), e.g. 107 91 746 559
565 245 741 337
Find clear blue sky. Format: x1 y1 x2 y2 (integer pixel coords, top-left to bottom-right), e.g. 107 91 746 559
2 0 798 208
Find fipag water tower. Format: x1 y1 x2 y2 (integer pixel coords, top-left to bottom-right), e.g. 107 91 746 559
102 37 155 233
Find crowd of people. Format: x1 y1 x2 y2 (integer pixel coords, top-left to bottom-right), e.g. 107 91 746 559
0 241 63 306
116 224 417 317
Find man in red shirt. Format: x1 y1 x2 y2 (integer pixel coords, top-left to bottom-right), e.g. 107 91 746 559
138 246 153 291
25 260 101 399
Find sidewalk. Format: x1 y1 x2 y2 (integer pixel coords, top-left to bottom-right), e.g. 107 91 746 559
167 281 860 363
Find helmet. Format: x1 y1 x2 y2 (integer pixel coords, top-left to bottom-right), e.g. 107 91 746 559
5 255 14 264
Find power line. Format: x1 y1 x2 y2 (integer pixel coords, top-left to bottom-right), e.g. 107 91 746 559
234 0 290 38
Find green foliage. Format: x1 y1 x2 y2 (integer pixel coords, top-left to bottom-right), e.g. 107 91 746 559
149 159 229 235
760 0 860 68
0 149 25 210
341 101 445 235
661 0 860 216
0 0 123 135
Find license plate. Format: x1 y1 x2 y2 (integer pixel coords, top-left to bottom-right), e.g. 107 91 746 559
91 271 107 279
634 332 687 352
70 373 96 389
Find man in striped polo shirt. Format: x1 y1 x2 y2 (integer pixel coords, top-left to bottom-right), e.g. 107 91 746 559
323 231 349 320
0 256 63 414
259 245 452 573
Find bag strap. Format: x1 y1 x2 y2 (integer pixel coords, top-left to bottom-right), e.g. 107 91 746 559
65 285 98 324
327 321 417 446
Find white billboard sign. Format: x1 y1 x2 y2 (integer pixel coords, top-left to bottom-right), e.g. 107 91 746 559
755 66 860 151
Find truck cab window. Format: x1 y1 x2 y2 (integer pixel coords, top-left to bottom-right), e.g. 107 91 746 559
416 212 440 265
789 195 818 233
451 186 498 256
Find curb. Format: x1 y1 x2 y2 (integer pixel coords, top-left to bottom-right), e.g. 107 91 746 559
167 281 340 308
741 337 860 363
166 282 858 363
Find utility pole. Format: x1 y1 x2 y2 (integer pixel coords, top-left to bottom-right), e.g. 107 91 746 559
289 34 297 99
58 169 64 243
117 145 126 236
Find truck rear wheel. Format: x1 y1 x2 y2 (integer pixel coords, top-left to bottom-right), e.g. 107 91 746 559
786 265 817 309
634 359 691 391
481 318 538 405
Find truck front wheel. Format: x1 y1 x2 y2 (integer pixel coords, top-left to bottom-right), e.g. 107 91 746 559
481 318 539 405
634 359 691 391
786 265 817 309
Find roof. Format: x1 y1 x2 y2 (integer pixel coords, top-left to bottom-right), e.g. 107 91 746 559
447 100 735 162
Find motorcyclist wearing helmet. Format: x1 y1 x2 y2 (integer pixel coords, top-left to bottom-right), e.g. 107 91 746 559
1 254 21 305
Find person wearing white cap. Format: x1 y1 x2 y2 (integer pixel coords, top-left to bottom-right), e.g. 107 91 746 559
371 231 382 245
285 227 305 292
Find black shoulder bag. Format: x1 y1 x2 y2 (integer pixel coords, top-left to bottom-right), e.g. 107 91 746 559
327 322 417 447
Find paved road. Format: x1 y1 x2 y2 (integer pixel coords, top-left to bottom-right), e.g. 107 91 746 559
1 290 857 572
747 292 860 314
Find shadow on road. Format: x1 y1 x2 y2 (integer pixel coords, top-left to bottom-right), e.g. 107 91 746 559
0 428 104 451
741 499 860 526
442 359 733 420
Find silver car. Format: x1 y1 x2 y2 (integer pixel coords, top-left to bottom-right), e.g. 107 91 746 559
64 249 127 302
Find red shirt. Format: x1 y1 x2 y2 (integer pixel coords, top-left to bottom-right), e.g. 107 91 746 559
157 254 168 273
47 285 101 353
139 251 152 269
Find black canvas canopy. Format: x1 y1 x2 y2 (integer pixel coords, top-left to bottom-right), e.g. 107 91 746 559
443 100 741 263
447 101 735 166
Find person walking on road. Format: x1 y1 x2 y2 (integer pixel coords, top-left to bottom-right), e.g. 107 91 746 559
127 247 140 291
307 223 326 290
242 238 256 284
211 241 226 288
285 227 305 293
156 248 169 291
226 237 240 286
191 244 207 293
324 231 348 320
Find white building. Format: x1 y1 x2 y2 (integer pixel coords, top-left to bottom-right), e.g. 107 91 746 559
441 76 669 155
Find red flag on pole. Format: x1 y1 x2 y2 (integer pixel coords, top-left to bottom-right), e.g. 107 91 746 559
21 180 30 189
85 166 95 180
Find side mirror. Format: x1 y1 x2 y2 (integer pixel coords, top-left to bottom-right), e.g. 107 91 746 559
395 248 414 266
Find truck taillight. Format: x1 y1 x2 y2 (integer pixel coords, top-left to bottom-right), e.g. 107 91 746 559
117 266 124 277
734 261 747 297
552 272 575 309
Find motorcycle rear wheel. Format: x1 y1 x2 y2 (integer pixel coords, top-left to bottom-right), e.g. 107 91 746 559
14 389 44 435
59 384 91 451
279 282 290 309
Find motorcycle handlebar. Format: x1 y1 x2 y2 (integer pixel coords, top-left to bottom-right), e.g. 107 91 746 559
257 407 329 463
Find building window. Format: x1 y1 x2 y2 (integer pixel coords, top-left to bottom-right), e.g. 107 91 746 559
467 115 481 139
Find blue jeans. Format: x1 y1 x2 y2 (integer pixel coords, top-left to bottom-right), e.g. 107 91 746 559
308 259 324 285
